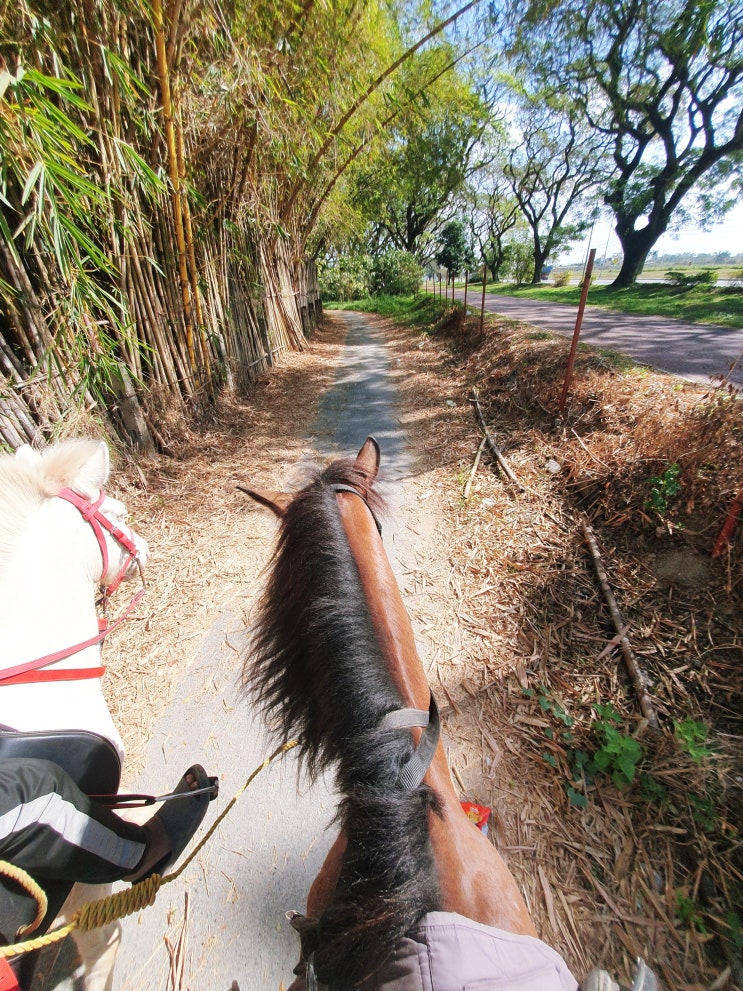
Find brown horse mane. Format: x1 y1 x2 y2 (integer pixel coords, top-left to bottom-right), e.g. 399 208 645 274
245 456 441 987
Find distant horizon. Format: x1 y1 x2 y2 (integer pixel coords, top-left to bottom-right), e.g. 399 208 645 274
560 199 743 266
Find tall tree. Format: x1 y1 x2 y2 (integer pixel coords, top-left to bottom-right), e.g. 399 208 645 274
350 56 490 261
466 166 522 281
513 0 743 287
503 96 608 283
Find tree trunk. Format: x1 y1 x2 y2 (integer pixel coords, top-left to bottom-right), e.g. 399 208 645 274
611 217 667 288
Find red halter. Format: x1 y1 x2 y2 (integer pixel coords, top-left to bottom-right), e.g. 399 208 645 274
0 487 146 687
56 487 141 597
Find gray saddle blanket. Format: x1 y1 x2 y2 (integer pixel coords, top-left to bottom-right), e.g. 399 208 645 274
362 912 579 991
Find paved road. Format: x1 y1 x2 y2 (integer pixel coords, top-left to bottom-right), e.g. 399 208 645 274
37 312 411 991
452 290 743 389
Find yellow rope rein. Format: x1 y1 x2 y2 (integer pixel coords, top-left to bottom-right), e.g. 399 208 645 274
0 739 298 960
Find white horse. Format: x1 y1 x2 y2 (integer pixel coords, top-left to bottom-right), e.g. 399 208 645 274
0 437 150 990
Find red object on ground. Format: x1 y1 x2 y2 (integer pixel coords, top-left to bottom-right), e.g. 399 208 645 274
0 958 21 991
712 487 743 558
461 802 491 836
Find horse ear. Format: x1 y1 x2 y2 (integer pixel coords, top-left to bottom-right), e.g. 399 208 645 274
14 444 42 466
71 441 110 498
237 485 293 518
355 437 380 481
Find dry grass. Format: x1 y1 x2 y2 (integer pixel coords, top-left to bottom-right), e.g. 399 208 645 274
97 306 741 990
387 307 742 990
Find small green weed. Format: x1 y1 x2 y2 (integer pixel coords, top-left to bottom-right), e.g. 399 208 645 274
688 792 718 833
674 718 713 763
645 463 681 515
592 703 644 789
675 889 708 935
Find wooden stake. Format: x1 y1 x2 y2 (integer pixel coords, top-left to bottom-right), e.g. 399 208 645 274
582 519 659 728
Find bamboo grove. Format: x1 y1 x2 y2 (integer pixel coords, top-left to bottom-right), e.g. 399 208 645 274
0 0 474 450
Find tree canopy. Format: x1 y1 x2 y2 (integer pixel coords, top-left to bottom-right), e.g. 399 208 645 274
510 0 743 286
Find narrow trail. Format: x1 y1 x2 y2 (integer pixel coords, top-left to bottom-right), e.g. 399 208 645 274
37 311 423 991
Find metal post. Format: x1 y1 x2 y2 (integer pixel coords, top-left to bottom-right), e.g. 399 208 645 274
463 270 469 311
559 248 596 414
479 263 487 334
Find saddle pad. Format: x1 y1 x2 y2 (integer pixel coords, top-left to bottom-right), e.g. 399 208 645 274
0 728 121 796
363 912 579 991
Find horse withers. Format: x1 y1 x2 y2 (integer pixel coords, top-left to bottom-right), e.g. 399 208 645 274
0 437 149 989
240 438 580 991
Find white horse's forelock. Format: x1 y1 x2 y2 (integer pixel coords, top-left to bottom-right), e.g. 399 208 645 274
0 438 107 565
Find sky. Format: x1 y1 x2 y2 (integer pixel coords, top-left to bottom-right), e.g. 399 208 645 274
560 200 743 265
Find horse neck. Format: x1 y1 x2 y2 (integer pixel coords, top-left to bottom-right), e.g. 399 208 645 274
336 492 431 711
0 497 102 665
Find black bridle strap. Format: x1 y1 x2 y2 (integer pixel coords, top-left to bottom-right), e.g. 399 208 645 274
331 483 383 535
379 692 440 791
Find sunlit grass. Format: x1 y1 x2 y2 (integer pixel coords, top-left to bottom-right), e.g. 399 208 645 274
476 282 743 328
325 293 451 326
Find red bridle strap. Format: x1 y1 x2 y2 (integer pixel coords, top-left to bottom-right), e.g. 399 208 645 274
56 486 141 595
0 589 145 686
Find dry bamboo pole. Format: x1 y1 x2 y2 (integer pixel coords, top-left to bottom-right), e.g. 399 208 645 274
128 239 182 390
581 519 659 728
152 0 197 381
559 248 596 415
153 209 193 389
462 435 487 500
470 387 525 491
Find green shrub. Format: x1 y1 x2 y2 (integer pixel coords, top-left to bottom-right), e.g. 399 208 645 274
553 270 572 287
371 250 423 296
665 269 718 289
319 255 372 302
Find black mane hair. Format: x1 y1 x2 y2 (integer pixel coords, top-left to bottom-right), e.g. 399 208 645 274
245 456 441 988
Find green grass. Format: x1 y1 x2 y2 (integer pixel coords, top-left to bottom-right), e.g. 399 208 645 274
475 281 743 329
326 293 451 327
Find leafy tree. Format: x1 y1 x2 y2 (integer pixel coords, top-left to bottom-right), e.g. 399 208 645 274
351 57 489 261
501 231 534 284
513 0 743 287
466 166 522 281
319 255 373 302
503 95 609 283
435 219 474 277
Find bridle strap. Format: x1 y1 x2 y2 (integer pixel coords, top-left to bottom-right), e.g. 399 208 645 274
57 487 140 595
0 589 145 685
331 483 383 536
379 692 440 791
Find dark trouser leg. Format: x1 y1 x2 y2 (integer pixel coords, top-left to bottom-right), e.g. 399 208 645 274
0 758 149 944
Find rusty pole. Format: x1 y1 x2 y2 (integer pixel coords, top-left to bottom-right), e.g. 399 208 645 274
463 270 469 311
479 262 487 334
559 248 596 415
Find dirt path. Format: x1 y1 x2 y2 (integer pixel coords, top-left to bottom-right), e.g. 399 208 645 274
36 311 486 990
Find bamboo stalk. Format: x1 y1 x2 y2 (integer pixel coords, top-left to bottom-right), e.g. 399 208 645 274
152 0 197 378
463 435 487 500
470 388 525 491
582 519 659 728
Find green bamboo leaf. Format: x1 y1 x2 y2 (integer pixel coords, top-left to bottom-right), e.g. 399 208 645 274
21 162 44 205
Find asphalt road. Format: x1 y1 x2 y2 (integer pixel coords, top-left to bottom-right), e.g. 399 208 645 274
452 289 743 389
36 312 410 991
